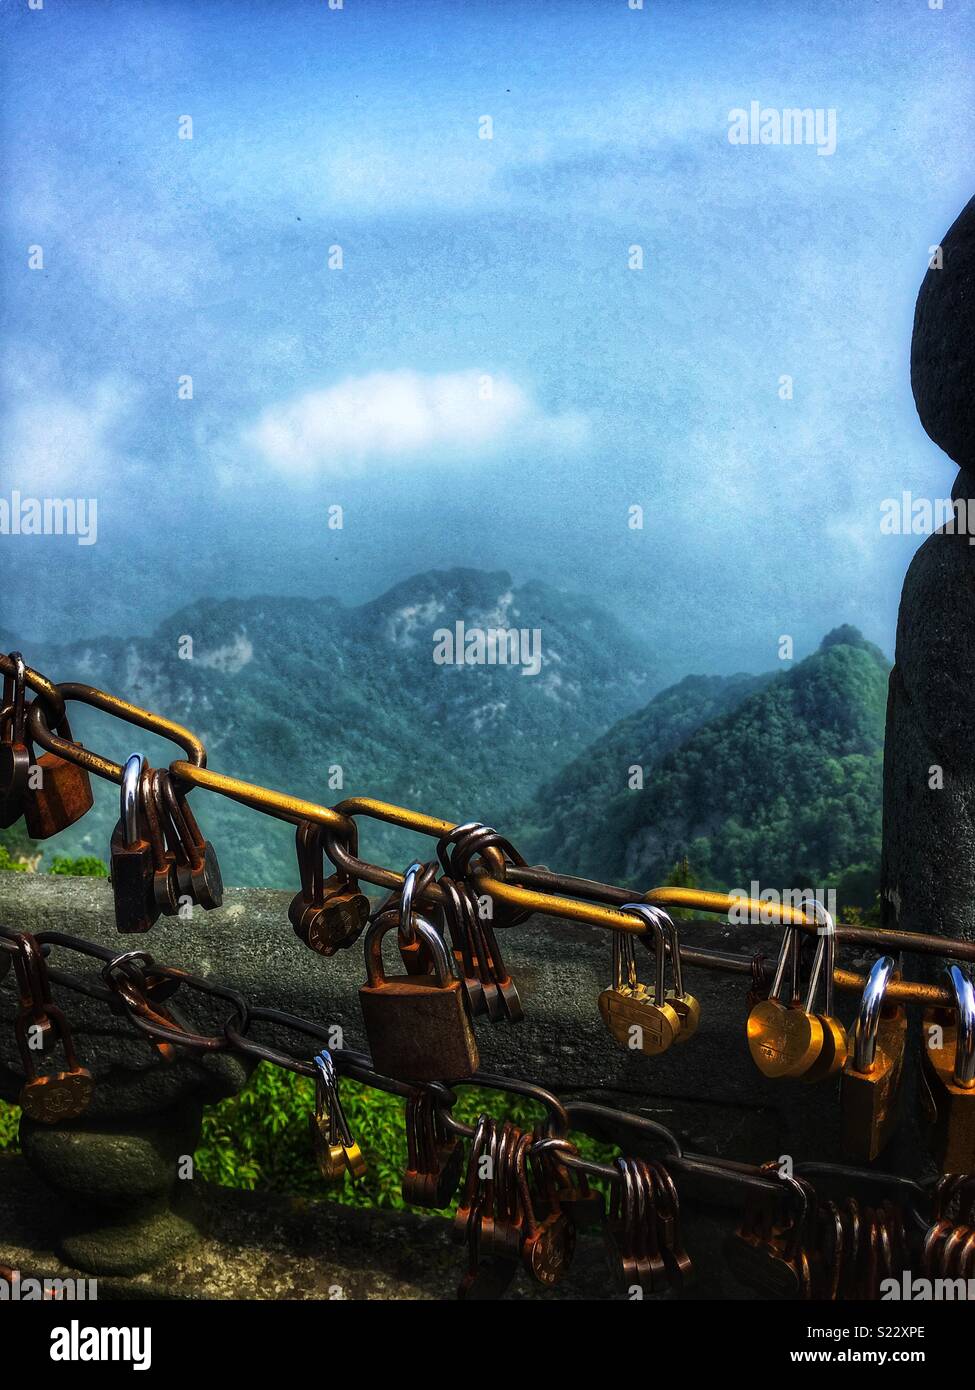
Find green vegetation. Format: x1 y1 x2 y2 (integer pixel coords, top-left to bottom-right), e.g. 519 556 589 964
46 855 109 877
0 845 29 872
523 628 887 917
3 571 657 887
1 1065 613 1209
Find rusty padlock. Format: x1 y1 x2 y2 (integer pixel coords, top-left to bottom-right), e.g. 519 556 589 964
358 911 479 1082
23 709 93 840
0 653 31 829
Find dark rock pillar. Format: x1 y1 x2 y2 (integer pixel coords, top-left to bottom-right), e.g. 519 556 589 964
882 194 975 943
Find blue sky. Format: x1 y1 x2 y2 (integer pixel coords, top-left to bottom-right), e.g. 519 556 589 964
1 0 973 679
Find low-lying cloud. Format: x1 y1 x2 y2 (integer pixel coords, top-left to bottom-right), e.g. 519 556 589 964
244 368 587 476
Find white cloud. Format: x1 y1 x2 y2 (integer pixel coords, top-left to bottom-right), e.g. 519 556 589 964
243 369 587 476
0 371 137 492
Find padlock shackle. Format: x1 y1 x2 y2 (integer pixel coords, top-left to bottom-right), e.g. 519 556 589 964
767 921 802 1004
948 964 975 1087
120 753 144 846
364 912 453 989
623 902 669 1004
853 955 895 1073
798 896 836 1015
399 861 424 945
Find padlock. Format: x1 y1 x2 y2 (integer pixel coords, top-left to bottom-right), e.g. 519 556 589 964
403 1090 463 1208
110 753 160 934
439 875 486 1016
647 1159 693 1289
456 1115 519 1300
290 822 367 956
446 879 502 1020
536 1136 605 1230
485 1121 526 1260
631 902 701 1042
316 873 370 953
920 964 975 1173
840 955 907 1160
792 904 848 1084
724 1174 814 1299
144 767 179 917
359 912 479 1082
22 709 93 839
599 912 681 1056
160 775 223 910
309 1049 365 1182
516 1132 575 1286
746 921 824 1078
606 1156 667 1294
0 653 32 829
15 1002 93 1125
11 933 58 1054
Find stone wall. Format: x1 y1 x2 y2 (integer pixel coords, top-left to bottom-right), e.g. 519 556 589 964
0 872 933 1299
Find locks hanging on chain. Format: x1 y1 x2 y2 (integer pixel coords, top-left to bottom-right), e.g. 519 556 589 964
159 773 223 910
12 933 93 1124
23 703 93 840
920 964 975 1174
747 900 846 1081
598 906 685 1055
840 955 907 1161
605 1154 691 1296
631 902 701 1043
309 1049 365 1182
455 1115 517 1299
144 766 180 917
110 754 161 934
437 873 523 1024
746 922 824 1079
358 868 479 1081
290 821 369 957
792 905 848 1084
0 653 32 829
514 1132 575 1287
403 1089 463 1208
725 1171 816 1299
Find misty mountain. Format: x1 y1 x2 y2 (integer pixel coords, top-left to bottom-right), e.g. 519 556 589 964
2 569 655 886
521 626 889 897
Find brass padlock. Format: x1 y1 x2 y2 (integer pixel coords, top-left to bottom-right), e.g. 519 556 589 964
598 914 681 1055
23 711 93 839
840 955 907 1161
921 964 975 1174
793 906 848 1084
631 902 701 1042
359 912 479 1082
310 1049 366 1182
110 753 160 934
747 921 824 1079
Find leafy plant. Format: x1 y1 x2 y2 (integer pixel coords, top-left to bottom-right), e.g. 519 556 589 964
195 1063 614 1210
47 855 109 878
